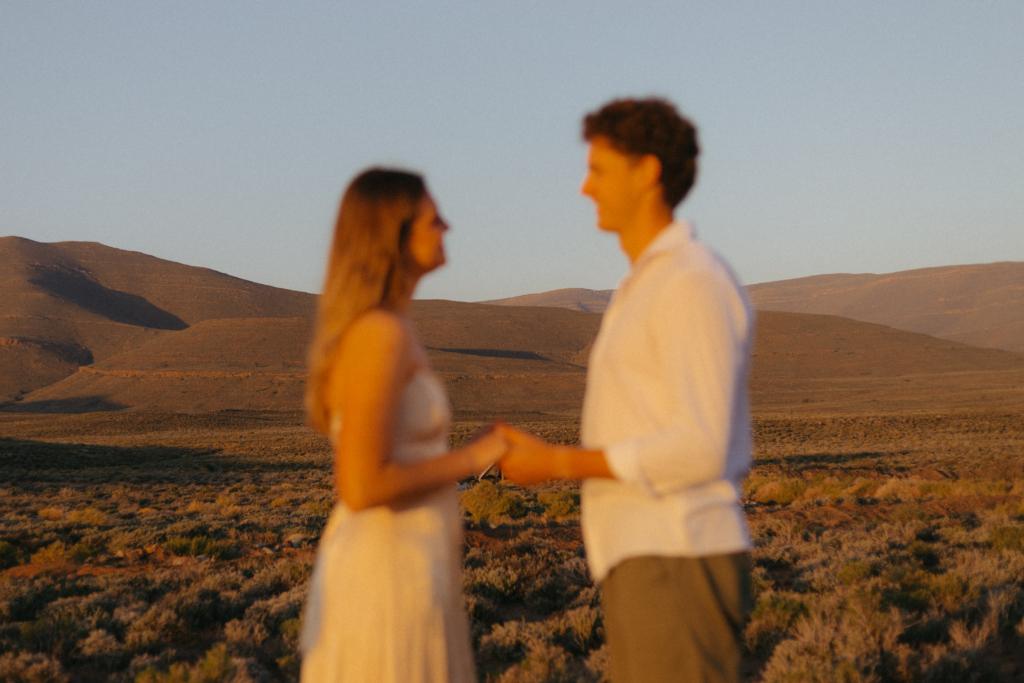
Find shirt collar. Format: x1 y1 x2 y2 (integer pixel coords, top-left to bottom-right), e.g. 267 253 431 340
609 221 694 302
631 220 694 272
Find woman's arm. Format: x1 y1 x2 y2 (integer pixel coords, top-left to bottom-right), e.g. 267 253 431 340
327 310 504 511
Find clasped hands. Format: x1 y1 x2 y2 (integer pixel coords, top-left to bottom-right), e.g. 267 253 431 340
469 423 565 486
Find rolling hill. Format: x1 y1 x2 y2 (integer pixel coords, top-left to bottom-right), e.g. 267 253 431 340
16 302 599 416
3 237 1022 416
748 262 1024 353
0 236 315 401
14 300 1024 416
485 262 1024 354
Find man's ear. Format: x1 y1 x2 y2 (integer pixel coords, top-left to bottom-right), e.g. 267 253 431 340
637 154 662 191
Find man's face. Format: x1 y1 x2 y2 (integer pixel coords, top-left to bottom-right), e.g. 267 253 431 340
580 136 647 234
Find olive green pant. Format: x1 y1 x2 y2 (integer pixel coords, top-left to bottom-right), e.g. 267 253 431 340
600 553 752 683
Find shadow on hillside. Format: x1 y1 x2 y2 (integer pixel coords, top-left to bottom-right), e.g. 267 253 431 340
429 347 547 361
0 437 320 484
29 263 188 330
755 451 892 467
0 396 127 413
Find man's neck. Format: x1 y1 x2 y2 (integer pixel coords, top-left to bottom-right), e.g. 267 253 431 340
619 206 674 264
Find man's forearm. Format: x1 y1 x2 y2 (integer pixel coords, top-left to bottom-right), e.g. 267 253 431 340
554 445 614 480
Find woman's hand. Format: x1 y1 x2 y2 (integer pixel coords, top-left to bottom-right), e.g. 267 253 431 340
465 426 508 475
495 424 562 485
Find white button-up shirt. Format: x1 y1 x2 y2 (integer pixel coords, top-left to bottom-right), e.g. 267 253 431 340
580 220 753 582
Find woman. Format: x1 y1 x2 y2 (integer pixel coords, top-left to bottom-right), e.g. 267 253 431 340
300 168 505 682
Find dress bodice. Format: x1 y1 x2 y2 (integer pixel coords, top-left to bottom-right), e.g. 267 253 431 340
330 368 451 465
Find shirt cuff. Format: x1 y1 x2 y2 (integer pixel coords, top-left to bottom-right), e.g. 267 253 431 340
603 439 651 491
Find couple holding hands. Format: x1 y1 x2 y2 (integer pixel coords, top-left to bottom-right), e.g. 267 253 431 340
299 98 754 683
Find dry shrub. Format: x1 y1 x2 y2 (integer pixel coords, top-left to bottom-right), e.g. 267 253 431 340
750 478 807 505
523 558 589 614
135 643 236 683
950 547 1024 587
300 498 331 518
215 494 243 518
240 559 309 601
112 601 148 627
927 573 978 612
881 565 933 613
461 480 527 525
990 525 1024 553
174 580 245 632
77 628 123 670
224 618 269 655
163 535 239 560
538 489 579 519
66 507 108 526
556 605 600 654
185 501 213 515
278 617 302 649
18 600 88 659
466 565 522 603
907 540 940 569
760 595 909 683
235 584 305 641
584 645 610 682
843 478 881 499
874 478 924 501
0 652 69 683
30 541 68 566
924 589 1020 679
480 618 588 682
746 591 808 658
124 603 184 651
801 476 847 501
78 628 120 657
498 640 578 683
0 540 20 569
37 507 64 521
69 537 105 562
480 620 530 666
836 560 874 586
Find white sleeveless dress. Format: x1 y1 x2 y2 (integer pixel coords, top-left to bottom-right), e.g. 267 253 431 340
300 369 475 683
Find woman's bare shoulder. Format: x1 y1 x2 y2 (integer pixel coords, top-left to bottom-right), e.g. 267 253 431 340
334 309 413 382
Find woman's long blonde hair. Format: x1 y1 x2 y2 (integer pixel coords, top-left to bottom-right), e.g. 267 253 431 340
305 168 427 434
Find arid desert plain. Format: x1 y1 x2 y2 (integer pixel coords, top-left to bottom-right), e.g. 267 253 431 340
2 237 1023 681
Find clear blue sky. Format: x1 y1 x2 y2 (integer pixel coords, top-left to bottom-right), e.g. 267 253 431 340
3 2 1022 301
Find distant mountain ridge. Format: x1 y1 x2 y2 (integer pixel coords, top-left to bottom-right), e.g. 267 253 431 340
748 262 1024 353
482 288 614 313
484 262 1024 353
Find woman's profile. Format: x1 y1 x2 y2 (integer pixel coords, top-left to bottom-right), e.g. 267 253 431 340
300 168 505 682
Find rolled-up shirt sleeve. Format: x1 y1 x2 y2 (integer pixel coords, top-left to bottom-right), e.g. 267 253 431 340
603 269 747 496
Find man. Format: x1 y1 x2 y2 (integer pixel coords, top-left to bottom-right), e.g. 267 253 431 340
499 98 754 682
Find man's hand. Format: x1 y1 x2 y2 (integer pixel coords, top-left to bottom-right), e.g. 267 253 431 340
496 424 563 486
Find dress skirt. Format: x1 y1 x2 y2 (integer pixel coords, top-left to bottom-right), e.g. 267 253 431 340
300 487 475 683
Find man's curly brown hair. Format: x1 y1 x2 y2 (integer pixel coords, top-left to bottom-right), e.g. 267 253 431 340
582 97 699 208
